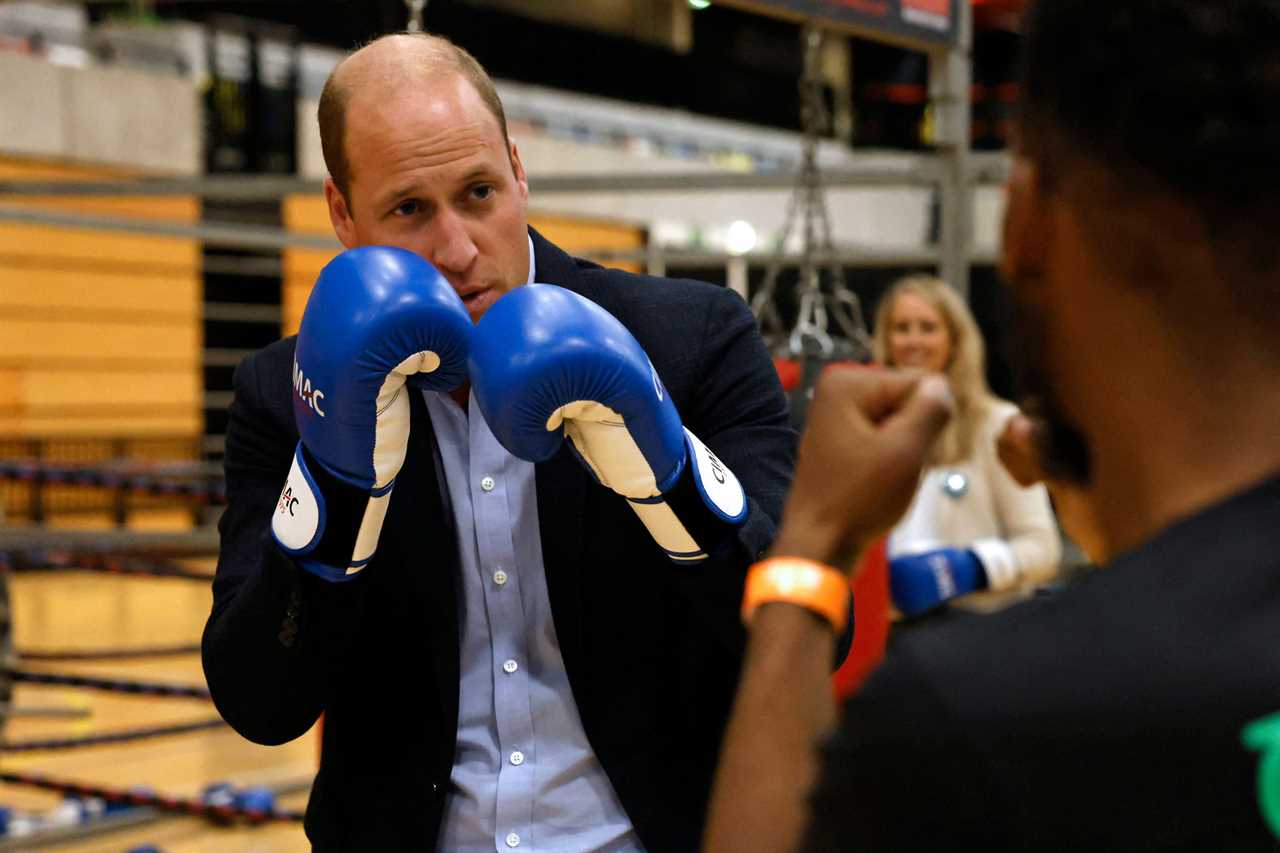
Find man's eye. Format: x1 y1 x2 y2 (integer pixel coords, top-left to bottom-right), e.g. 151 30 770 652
394 200 419 216
471 185 494 201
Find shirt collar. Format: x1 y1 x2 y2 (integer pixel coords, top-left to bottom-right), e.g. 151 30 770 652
526 234 536 286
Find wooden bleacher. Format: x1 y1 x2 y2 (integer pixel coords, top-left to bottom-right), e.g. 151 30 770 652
0 156 202 525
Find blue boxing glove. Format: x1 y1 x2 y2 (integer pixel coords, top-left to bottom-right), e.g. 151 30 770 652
889 548 988 617
271 247 471 581
470 284 747 562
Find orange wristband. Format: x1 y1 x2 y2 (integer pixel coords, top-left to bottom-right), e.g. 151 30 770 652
741 557 849 633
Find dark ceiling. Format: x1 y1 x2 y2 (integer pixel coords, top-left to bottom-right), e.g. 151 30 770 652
83 1 1018 146
87 0 813 132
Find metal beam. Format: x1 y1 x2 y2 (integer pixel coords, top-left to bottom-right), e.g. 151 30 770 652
204 303 282 324
203 348 258 368
0 203 999 265
587 245 989 269
0 204 340 252
204 391 236 409
531 166 944 192
0 175 324 200
931 1 975 297
0 154 1010 199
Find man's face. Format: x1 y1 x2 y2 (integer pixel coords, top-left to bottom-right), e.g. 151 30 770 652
998 157 1093 484
325 74 530 321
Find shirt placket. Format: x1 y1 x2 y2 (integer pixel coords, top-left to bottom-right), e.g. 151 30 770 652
471 408 537 852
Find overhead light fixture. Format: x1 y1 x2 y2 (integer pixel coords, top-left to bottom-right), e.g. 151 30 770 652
688 0 711 9
725 220 758 256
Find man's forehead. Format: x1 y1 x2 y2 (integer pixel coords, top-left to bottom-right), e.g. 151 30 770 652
345 111 499 185
345 74 497 143
342 91 507 199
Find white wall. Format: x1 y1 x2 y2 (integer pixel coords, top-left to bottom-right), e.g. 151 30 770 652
0 51 199 174
65 64 199 173
0 52 68 159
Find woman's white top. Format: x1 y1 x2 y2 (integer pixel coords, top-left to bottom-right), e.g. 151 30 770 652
889 400 1062 612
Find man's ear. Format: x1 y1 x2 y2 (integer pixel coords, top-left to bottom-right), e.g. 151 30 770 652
999 157 1052 292
324 177 358 249
509 140 529 204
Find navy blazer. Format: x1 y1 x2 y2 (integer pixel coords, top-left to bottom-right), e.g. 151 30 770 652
203 230 799 851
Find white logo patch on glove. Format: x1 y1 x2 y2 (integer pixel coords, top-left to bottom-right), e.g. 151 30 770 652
685 429 746 522
272 448 322 553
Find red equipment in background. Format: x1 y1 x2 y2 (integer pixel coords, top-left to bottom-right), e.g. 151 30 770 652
773 358 892 700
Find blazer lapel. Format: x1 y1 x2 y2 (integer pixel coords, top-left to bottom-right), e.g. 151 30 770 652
392 388 461 732
535 447 590 690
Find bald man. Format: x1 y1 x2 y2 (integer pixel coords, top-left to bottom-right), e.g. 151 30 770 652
202 33 801 852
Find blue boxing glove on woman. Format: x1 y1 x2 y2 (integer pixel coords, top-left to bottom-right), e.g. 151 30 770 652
889 547 989 617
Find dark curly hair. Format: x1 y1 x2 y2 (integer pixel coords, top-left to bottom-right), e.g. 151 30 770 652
1018 0 1280 283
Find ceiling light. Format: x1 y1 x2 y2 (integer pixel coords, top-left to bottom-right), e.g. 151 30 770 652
725 220 757 256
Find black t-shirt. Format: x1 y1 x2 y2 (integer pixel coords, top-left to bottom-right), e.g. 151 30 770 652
804 474 1280 852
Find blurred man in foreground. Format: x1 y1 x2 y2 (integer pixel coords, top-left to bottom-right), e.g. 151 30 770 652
705 1 1280 850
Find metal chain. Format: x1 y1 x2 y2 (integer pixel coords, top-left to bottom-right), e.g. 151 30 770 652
405 0 427 32
752 25 872 360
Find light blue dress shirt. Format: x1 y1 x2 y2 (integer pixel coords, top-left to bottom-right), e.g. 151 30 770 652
429 239 645 853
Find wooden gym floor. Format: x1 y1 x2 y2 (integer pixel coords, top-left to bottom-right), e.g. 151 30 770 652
1 563 317 851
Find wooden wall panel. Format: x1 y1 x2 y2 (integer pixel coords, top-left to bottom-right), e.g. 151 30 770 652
17 370 199 408
0 156 201 444
0 222 199 269
0 412 201 437
0 268 198 317
0 319 198 364
281 196 338 337
527 212 646 273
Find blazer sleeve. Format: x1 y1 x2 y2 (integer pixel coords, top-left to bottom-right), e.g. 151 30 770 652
687 287 796 564
201 352 371 745
666 287 831 658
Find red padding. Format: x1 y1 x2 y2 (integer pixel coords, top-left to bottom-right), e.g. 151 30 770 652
773 357 802 392
832 537 891 702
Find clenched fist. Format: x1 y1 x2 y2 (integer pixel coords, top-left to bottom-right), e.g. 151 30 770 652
770 368 954 573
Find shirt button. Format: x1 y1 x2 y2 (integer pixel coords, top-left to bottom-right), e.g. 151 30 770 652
481 476 496 492
506 832 521 848
502 659 518 674
509 750 524 766
493 570 508 586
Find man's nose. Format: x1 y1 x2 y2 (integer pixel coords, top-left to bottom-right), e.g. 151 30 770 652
428 212 479 275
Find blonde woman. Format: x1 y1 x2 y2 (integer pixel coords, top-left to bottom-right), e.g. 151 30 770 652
874 275 1061 615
